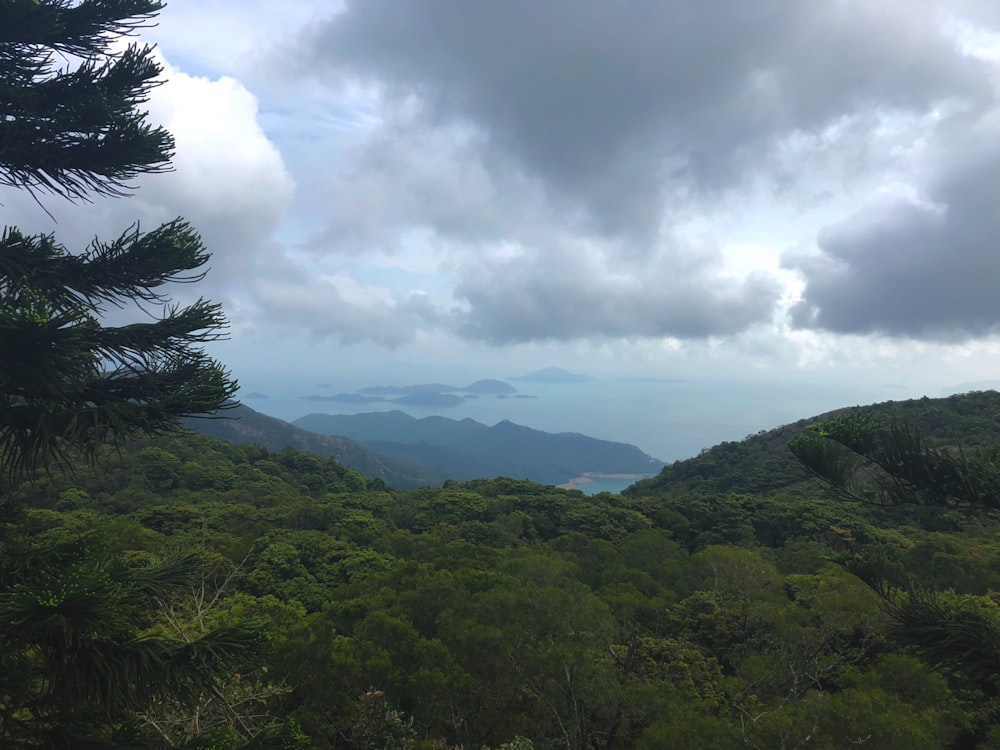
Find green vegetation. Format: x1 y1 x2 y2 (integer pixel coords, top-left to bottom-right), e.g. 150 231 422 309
7 389 1000 747
187 404 442 490
626 390 1000 498
0 2 277 746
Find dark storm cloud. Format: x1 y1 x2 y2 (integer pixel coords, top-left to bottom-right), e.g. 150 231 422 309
788 110 1000 339
305 0 987 236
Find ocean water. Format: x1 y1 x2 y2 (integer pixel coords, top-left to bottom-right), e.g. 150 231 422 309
565 476 644 496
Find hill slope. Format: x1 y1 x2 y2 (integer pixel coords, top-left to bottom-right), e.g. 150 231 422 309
185 404 448 489
625 390 1000 497
293 411 664 486
294 410 488 444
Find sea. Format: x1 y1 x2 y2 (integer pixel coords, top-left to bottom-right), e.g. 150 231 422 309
560 475 647 496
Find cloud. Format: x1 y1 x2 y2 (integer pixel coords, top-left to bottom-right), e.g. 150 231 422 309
301 0 988 238
450 235 782 343
262 0 1000 347
16 4 1000 353
143 0 333 77
253 273 440 346
787 104 1000 339
310 122 534 252
139 61 297 288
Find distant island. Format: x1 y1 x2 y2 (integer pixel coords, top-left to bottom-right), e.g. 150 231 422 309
509 367 595 383
306 378 522 408
393 392 465 407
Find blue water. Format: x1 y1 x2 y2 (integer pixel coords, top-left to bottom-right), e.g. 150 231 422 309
566 476 645 495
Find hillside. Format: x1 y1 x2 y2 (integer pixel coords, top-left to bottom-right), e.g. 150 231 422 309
15 409 1000 748
625 389 1000 497
294 410 488 444
185 404 448 488
16 393 1000 747
293 411 664 486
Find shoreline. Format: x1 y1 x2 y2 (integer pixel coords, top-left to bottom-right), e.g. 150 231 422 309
558 472 649 491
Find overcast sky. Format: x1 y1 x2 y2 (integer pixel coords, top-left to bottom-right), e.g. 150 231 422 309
8 1 1000 453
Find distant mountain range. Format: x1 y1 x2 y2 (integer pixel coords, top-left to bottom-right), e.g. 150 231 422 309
187 405 660 488
292 410 663 486
189 390 1000 497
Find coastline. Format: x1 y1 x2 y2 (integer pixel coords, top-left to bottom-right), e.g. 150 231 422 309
558 472 649 491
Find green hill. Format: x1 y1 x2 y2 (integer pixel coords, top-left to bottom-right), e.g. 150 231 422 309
293 411 664 485
185 404 448 489
625 390 1000 497
14 391 1000 748
294 410 488 445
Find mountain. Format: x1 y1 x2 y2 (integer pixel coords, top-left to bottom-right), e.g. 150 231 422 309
624 389 1000 497
510 367 595 383
184 404 447 489
460 379 518 394
293 411 663 486
294 410 488 445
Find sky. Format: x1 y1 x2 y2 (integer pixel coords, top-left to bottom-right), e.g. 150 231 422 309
8 1 1000 461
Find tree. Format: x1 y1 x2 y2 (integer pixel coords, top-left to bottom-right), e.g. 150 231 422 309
0 3 295 747
789 411 1000 510
790 411 1000 701
0 0 172 200
0 0 237 483
0 546 274 748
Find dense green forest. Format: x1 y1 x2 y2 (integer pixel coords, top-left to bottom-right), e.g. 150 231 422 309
7 391 1000 748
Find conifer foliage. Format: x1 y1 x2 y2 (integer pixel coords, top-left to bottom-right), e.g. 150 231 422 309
0 0 237 481
0 3 293 748
791 410 1000 697
0 0 173 199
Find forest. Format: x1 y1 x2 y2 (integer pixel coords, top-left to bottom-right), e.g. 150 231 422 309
6 390 1000 748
